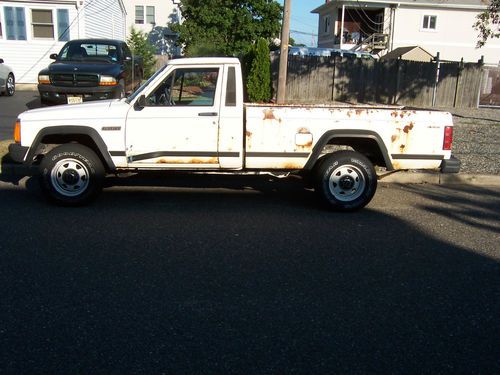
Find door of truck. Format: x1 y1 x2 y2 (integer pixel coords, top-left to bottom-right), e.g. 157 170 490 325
125 65 222 168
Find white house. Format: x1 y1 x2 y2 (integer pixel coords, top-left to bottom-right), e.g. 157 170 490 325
0 0 126 83
123 0 181 55
312 0 500 65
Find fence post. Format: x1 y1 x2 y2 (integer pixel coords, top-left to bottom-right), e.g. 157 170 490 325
331 54 337 101
453 58 464 108
394 57 401 105
432 52 440 107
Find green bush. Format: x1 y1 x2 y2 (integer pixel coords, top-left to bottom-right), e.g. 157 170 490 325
245 38 272 103
127 27 157 78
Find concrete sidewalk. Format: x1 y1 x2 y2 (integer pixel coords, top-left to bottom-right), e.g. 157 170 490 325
1 159 499 187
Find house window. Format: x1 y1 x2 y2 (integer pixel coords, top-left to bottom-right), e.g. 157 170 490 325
323 15 331 34
57 9 69 41
422 15 437 30
32 9 54 38
4 6 27 40
135 6 144 24
146 6 155 24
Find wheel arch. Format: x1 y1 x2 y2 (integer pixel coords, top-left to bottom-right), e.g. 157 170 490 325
27 126 116 172
304 130 394 171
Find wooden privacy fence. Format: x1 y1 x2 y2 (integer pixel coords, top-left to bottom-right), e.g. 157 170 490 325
272 55 483 108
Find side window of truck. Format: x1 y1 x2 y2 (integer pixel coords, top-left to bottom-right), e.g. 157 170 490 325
146 68 219 107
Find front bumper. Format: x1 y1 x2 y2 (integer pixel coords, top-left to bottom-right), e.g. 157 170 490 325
8 143 29 163
38 84 122 105
440 155 461 173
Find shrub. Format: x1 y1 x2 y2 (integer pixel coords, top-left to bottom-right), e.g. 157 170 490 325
127 27 157 78
245 38 272 102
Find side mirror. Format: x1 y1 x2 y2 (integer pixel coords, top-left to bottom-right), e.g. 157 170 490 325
134 95 146 110
0 58 4 64
49 53 58 60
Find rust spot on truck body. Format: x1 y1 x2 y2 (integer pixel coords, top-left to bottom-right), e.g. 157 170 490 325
263 108 281 122
156 158 218 164
282 162 305 170
403 122 414 133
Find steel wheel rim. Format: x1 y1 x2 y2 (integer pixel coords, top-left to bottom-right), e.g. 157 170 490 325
7 76 15 95
328 164 365 202
50 158 90 197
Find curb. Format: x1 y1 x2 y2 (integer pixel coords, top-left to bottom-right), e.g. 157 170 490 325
1 160 499 186
378 171 500 186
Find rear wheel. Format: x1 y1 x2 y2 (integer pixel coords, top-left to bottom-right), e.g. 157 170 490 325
315 151 377 211
39 144 105 206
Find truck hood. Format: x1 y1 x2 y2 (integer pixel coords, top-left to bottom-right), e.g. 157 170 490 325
41 61 121 76
19 99 130 123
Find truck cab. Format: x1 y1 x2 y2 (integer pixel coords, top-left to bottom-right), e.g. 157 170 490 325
125 57 244 169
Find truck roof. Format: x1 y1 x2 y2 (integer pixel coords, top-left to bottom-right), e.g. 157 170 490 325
168 57 241 65
64 39 124 45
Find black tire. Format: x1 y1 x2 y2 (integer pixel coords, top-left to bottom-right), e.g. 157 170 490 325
315 151 377 212
6 73 15 96
39 144 105 206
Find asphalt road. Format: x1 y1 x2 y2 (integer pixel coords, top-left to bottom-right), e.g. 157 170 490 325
0 174 498 374
0 89 41 141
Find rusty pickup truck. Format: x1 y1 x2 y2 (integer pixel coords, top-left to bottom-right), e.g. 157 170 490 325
9 57 460 210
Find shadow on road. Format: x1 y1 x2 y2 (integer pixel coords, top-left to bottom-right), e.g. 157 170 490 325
0 177 498 373
403 184 500 234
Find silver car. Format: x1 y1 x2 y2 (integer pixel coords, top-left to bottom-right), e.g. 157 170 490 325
0 58 15 96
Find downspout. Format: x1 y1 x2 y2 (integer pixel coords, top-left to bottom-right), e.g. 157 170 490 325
340 4 345 49
391 4 398 51
76 0 81 38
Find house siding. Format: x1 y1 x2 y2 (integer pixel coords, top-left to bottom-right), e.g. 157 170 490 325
392 6 500 64
84 0 125 40
0 1 80 83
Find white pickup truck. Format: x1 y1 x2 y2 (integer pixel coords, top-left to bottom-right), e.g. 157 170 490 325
9 57 460 211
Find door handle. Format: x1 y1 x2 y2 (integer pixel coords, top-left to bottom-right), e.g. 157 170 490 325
198 112 218 117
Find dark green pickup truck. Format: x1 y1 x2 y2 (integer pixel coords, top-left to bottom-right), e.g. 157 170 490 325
38 39 143 105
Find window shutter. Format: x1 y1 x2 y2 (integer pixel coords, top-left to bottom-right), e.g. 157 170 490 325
4 7 26 40
57 9 70 41
15 7 26 40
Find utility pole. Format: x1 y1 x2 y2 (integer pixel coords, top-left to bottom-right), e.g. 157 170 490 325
277 0 291 104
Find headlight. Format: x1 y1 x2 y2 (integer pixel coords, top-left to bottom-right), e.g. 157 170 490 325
38 74 50 84
99 76 118 86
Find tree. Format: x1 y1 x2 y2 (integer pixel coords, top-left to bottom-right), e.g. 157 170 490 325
474 0 499 48
245 38 272 102
171 0 282 57
127 27 157 78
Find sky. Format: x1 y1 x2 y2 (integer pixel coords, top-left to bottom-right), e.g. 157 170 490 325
277 0 325 47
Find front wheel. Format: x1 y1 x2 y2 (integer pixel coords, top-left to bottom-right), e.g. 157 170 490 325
39 144 105 206
315 151 377 212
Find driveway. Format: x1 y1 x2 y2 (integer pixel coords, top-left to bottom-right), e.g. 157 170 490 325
0 86 41 141
0 176 498 373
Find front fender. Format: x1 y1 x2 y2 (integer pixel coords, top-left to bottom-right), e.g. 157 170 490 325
26 126 116 171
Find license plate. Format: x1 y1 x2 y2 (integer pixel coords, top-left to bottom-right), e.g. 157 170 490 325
67 95 83 104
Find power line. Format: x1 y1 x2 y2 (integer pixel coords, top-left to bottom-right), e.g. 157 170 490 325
355 0 391 26
290 29 317 37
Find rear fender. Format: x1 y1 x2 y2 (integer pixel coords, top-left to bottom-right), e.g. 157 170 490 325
304 130 393 171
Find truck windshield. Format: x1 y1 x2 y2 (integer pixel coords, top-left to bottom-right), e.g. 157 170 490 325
58 42 120 62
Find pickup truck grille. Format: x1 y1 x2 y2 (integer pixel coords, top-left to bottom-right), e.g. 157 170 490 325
51 73 99 87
